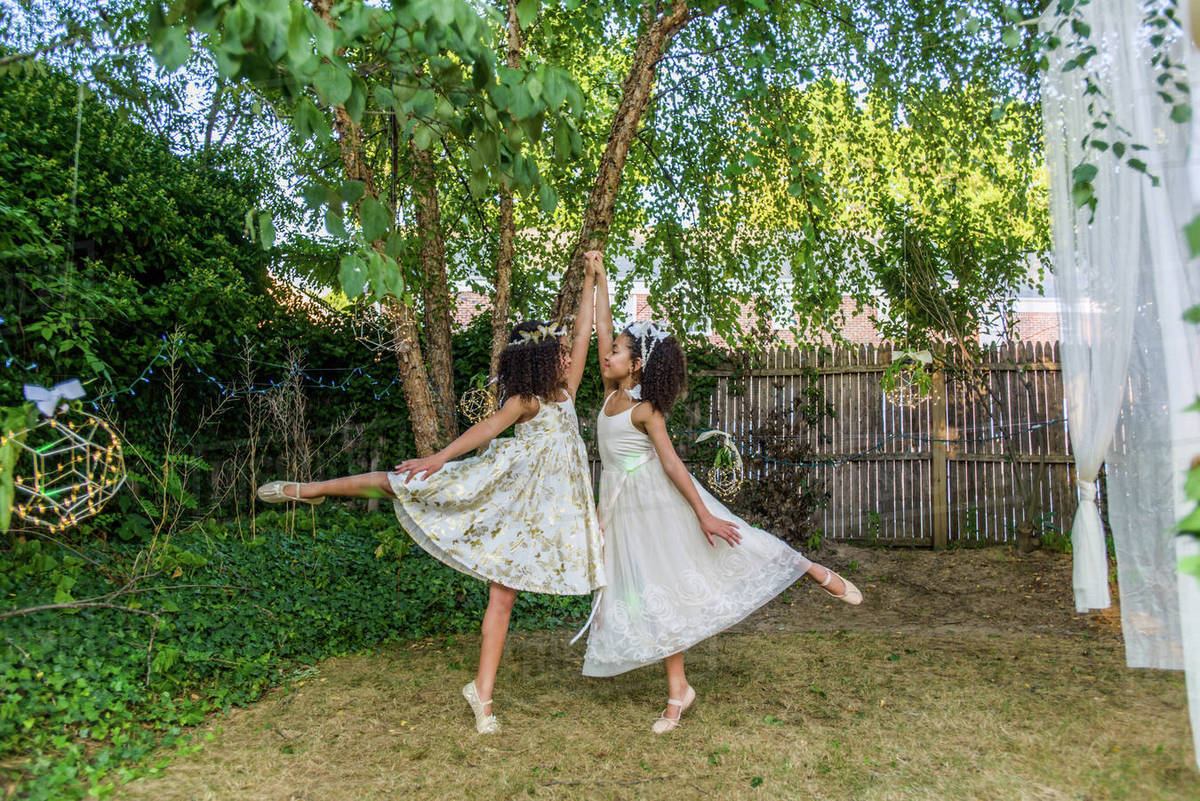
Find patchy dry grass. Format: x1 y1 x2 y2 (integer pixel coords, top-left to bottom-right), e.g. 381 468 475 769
113 547 1199 801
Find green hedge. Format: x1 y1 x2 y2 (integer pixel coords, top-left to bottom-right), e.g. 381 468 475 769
0 508 590 799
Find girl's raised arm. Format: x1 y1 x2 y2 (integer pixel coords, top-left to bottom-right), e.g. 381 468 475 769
565 251 599 397
594 253 616 393
394 395 532 482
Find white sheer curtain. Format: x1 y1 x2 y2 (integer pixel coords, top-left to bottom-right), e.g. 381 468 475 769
1042 3 1136 614
1041 0 1200 768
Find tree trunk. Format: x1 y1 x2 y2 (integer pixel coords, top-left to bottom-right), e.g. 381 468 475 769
489 0 525 379
311 0 441 456
551 0 692 323
411 142 459 445
386 297 444 455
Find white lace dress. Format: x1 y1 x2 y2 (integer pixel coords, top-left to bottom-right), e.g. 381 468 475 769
582 392 812 676
387 394 605 595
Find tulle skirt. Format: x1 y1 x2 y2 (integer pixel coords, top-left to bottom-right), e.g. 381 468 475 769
582 459 811 676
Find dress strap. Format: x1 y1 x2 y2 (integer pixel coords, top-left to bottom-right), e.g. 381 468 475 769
601 390 619 414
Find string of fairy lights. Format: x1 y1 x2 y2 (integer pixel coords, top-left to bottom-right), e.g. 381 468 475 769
5 326 1071 521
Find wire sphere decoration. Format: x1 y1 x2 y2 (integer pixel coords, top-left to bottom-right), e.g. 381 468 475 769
883 352 932 410
883 366 924 409
458 383 499 425
350 301 400 354
696 429 745 502
704 465 745 502
7 412 126 534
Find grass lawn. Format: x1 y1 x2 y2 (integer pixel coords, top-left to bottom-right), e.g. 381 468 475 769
112 546 1199 800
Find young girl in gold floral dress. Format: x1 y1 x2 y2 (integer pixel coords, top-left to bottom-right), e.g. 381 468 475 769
258 253 608 735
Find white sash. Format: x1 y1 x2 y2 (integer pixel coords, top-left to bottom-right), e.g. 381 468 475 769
569 448 659 645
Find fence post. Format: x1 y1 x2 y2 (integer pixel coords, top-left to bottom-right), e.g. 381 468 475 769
931 366 949 549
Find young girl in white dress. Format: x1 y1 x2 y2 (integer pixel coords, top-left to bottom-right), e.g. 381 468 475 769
257 253 607 735
582 261 862 733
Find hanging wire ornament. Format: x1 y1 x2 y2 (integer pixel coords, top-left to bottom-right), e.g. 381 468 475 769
8 383 126 534
696 429 744 502
883 350 933 409
350 301 401 354
458 376 499 425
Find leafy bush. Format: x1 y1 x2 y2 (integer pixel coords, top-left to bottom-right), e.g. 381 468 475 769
0 508 589 799
724 368 833 551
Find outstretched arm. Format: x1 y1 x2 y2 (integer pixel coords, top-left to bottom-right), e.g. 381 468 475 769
594 255 617 393
642 409 742 548
394 395 531 482
564 251 599 397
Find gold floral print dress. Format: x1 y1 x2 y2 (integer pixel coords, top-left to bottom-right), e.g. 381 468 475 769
386 394 605 595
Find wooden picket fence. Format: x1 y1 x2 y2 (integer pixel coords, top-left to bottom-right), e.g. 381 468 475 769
691 341 1076 547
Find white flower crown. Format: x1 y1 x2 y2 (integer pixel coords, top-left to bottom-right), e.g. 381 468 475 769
625 320 670 364
508 322 568 347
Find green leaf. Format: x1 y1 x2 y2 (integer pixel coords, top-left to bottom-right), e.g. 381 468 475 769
1179 553 1200 578
542 67 567 108
478 130 498 166
468 171 488 198
1001 28 1022 48
1186 464 1200 499
309 9 334 56
340 180 366 204
258 213 275 250
1070 182 1094 208
516 0 539 29
359 196 391 243
433 0 456 26
1071 163 1098 184
1178 506 1200 535
286 7 313 67
1127 158 1149 173
407 88 435 118
383 256 406 298
375 85 395 110
345 78 367 124
1185 214 1200 257
294 98 327 141
1112 141 1126 158
553 119 571 163
538 183 558 212
152 26 191 72
472 59 492 90
325 206 347 238
1171 104 1192 123
339 253 368 298
315 62 352 106
413 123 437 151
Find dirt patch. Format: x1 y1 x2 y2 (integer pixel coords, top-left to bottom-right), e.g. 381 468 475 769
744 543 1112 640
111 546 1197 801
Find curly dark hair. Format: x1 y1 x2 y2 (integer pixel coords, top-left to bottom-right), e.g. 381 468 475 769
498 320 567 402
623 325 686 415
